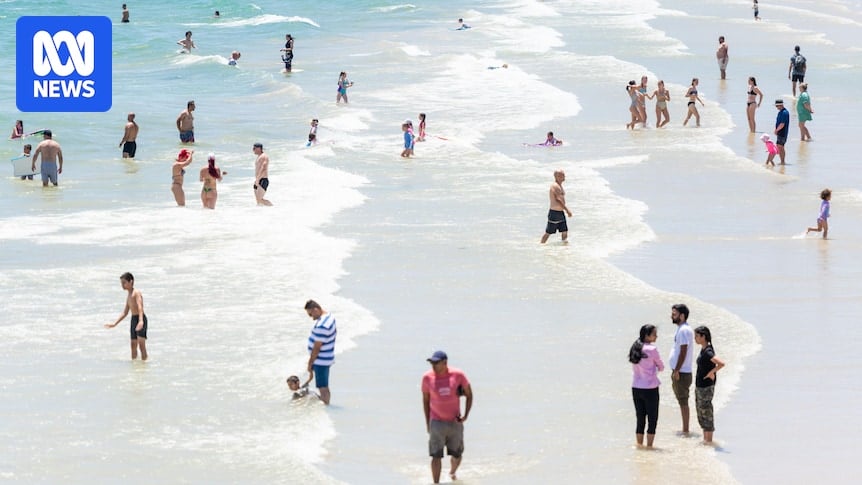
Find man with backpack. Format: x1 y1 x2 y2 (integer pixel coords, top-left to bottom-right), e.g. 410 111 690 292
788 45 807 97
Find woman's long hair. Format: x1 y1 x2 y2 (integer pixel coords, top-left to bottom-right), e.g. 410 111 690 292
207 157 221 180
629 324 656 364
694 326 713 351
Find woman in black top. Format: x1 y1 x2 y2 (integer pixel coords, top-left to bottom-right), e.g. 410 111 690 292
694 326 725 444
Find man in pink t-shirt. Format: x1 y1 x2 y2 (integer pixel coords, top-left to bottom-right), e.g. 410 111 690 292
421 350 473 484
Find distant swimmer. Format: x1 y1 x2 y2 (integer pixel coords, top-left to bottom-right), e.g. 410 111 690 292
10 119 23 139
119 112 138 159
176 100 195 143
752 0 760 20
287 375 315 400
171 148 194 206
540 169 573 244
253 142 273 206
456 18 471 30
13 143 33 180
487 64 508 70
307 118 318 146
121 3 130 23
177 31 196 53
539 131 563 146
805 188 831 239
716 36 728 80
200 153 226 209
651 80 671 128
104 272 148 361
281 34 294 72
228 50 241 66
336 71 353 104
31 130 63 187
214 10 220 18
682 78 704 127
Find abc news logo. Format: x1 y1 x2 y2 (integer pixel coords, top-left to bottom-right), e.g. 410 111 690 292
16 16 112 112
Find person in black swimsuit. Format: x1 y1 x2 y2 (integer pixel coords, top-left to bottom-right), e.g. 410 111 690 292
746 76 764 133
682 78 705 127
281 34 294 72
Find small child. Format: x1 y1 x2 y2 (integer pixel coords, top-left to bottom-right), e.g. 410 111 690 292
287 374 314 400
401 122 414 158
15 144 33 180
228 51 241 66
457 18 471 30
307 119 318 146
417 113 426 142
760 133 778 167
805 188 831 239
541 131 563 146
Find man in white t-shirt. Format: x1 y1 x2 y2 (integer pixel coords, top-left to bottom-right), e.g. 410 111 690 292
669 303 695 434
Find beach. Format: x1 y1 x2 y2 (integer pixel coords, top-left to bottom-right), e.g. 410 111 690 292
1 0 861 484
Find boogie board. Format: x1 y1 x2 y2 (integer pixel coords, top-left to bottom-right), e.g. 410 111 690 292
10 155 39 177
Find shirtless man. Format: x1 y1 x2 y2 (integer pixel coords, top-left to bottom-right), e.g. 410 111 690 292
253 142 273 206
119 112 138 158
176 100 195 143
31 130 63 187
716 36 729 80
177 31 195 53
540 169 573 244
104 272 148 361
121 4 130 23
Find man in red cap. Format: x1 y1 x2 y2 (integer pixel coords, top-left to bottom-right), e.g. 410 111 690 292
421 350 473 483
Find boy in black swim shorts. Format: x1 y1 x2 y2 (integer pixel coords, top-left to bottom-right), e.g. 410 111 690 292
104 272 149 360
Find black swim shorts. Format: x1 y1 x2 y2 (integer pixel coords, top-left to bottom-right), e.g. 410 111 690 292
545 209 568 234
254 177 270 191
123 141 137 157
776 134 788 146
130 314 148 340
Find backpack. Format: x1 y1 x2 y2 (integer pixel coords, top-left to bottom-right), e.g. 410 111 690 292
793 54 807 71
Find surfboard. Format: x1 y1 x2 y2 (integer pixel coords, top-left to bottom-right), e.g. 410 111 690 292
10 155 39 177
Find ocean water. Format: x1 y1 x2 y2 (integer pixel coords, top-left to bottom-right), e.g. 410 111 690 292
1 0 861 483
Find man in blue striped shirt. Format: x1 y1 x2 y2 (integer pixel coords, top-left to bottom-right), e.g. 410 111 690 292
306 299 336 405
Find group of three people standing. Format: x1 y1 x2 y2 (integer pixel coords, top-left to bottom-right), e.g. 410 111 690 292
629 304 726 447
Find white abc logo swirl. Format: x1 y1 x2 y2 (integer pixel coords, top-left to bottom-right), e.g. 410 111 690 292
32 30 94 77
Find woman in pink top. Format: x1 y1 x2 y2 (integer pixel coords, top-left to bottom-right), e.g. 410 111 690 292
628 324 665 447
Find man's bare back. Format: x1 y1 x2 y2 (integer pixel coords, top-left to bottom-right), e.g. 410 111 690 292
124 121 138 142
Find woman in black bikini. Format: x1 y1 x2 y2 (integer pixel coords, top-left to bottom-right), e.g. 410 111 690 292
746 76 764 133
682 78 704 127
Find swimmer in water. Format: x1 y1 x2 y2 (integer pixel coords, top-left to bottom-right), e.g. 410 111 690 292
540 131 563 146
177 31 195 53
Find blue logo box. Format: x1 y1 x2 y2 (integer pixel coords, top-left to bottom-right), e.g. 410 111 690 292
16 16 112 112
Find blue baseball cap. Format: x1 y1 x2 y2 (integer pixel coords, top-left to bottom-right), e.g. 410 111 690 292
427 350 448 362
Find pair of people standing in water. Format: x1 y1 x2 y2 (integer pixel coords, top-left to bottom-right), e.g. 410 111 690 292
170 149 226 209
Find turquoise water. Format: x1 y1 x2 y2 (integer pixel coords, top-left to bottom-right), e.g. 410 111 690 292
2 0 862 483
